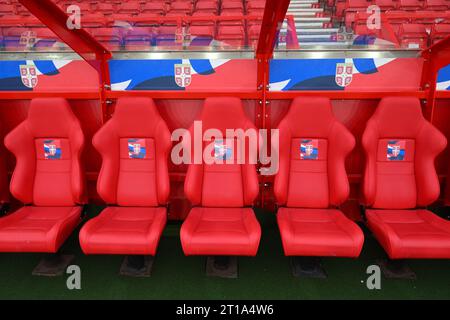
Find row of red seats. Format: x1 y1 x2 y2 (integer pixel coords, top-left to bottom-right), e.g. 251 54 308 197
0 96 449 262
355 22 450 47
0 24 261 49
0 0 265 17
335 0 450 19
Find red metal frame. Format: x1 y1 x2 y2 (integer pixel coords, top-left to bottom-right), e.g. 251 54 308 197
421 35 450 123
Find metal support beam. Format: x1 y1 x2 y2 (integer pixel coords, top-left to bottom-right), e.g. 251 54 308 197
421 35 450 123
256 0 291 59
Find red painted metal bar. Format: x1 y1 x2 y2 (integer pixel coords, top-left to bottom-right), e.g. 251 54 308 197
267 90 427 99
257 0 291 58
421 35 450 123
106 91 261 99
0 91 100 100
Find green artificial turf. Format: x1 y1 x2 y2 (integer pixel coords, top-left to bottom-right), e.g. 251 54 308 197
0 205 449 300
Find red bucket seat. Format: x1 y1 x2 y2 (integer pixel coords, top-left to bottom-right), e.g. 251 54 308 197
362 96 450 259
79 97 171 255
180 97 261 256
0 98 85 252
275 97 364 257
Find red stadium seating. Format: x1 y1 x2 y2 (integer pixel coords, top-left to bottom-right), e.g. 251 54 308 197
141 2 166 15
180 97 261 256
362 97 450 259
0 98 85 253
195 1 218 14
191 11 218 26
425 0 449 10
124 27 154 49
397 23 429 49
399 0 424 10
80 98 171 255
90 28 122 50
0 4 14 16
217 25 246 46
375 0 396 10
96 3 114 15
275 97 364 257
118 2 141 15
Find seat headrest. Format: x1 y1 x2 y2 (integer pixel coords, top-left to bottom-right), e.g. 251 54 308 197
282 97 336 137
372 97 425 137
200 97 251 131
111 97 165 136
27 98 79 137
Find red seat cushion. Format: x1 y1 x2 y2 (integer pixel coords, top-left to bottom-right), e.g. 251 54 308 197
80 207 167 255
277 208 364 257
180 207 261 256
367 209 450 259
0 206 82 252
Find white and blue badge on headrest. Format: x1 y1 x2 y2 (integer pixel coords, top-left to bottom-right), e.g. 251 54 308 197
214 139 232 161
43 139 61 160
128 138 146 159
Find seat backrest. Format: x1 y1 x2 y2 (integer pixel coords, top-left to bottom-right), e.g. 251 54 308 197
93 97 171 207
4 98 85 206
274 97 355 208
362 97 447 209
184 97 259 208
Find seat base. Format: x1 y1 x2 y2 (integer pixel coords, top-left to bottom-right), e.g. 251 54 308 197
32 253 75 277
367 209 450 259
0 206 82 253
79 207 167 255
119 255 154 277
277 208 364 257
181 207 261 256
376 259 416 280
290 256 327 279
206 256 238 279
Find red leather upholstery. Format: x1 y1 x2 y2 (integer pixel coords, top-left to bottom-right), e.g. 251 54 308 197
0 98 85 253
363 96 450 259
79 97 171 255
180 97 261 256
275 97 363 257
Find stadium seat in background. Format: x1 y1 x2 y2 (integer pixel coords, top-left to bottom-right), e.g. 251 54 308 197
217 25 246 46
124 27 155 50
180 97 261 277
430 23 450 44
397 23 429 49
362 97 450 264
274 97 363 277
398 0 424 10
79 97 171 276
0 98 85 274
